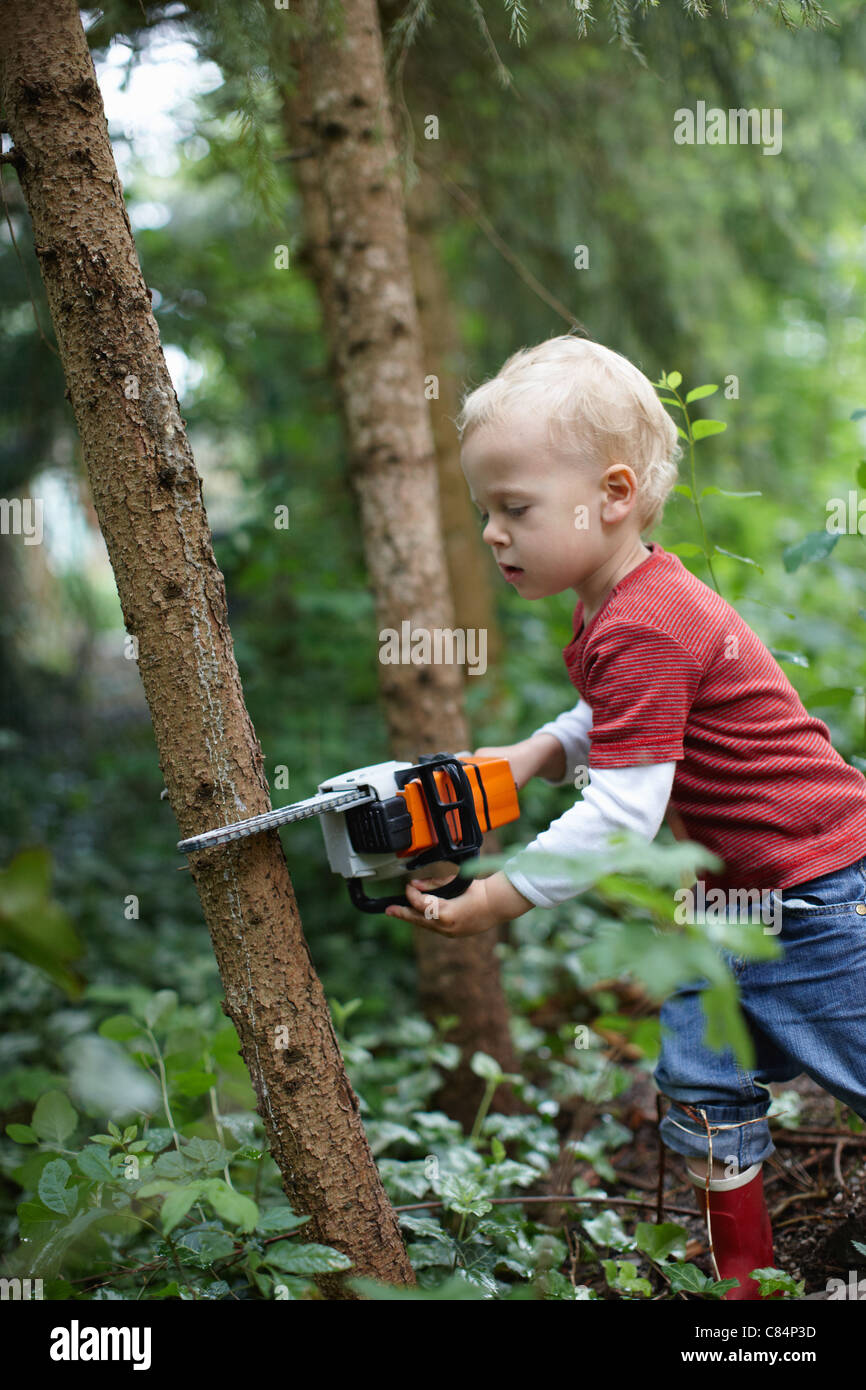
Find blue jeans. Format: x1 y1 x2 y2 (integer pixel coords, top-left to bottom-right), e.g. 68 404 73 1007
653 853 866 1167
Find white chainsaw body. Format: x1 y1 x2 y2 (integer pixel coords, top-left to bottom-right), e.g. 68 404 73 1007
316 759 413 880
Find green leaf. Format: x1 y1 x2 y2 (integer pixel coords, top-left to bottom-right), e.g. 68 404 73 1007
153 1149 194 1179
201 1179 258 1231
809 686 858 707
767 648 810 668
211 1022 243 1068
581 1209 633 1251
24 1207 109 1278
38 1159 78 1217
438 1173 493 1218
406 1239 457 1271
0 847 83 993
690 419 726 441
136 1180 176 1198
665 542 702 557
672 484 693 499
676 426 688 440
713 545 763 572
98 1015 146 1043
700 486 761 499
161 1184 204 1235
77 1146 117 1182
470 1051 504 1082
265 1241 353 1275
751 1266 804 1297
782 530 839 572
256 1206 312 1234
685 384 718 402
468 1052 521 1086
666 1262 736 1296
635 1222 688 1263
656 396 682 408
857 460 866 489
177 1229 236 1263
17 1199 61 1235
348 1274 489 1300
142 989 178 1030
6 1123 37 1144
665 371 682 389
169 1069 217 1097
377 1158 434 1200
183 1137 229 1171
364 1120 421 1155
601 1258 652 1297
143 1127 176 1152
32 1090 78 1146
698 972 757 1070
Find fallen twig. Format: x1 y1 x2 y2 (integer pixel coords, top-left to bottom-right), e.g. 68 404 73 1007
394 1192 699 1217
833 1139 851 1194
775 1211 830 1231
772 1127 866 1146
770 1189 830 1220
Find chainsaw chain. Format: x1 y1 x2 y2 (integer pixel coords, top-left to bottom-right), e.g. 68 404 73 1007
176 788 376 854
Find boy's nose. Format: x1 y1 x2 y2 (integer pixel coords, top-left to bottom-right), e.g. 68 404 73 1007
482 518 508 545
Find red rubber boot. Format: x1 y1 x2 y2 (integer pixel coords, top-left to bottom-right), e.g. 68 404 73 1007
687 1161 776 1300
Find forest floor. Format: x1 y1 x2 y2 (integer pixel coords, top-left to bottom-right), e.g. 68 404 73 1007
556 1066 866 1300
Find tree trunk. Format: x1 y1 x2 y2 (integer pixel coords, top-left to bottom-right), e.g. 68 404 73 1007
280 0 521 1128
405 167 503 676
0 0 413 1298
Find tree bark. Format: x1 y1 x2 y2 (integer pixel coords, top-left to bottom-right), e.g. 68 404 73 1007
0 0 413 1297
280 0 521 1127
405 167 503 675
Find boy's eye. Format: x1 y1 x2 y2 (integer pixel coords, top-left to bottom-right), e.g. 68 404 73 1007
477 507 527 525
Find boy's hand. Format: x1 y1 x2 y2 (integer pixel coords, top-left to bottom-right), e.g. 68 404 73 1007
384 870 534 937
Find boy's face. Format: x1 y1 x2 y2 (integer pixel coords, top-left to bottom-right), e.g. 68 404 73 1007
460 414 642 599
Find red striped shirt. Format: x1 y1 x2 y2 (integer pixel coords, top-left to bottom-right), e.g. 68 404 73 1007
563 542 866 892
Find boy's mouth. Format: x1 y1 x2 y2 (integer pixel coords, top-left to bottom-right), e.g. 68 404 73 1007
499 564 524 582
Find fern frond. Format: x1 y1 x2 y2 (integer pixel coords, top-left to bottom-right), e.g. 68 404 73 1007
606 0 648 66
503 0 529 46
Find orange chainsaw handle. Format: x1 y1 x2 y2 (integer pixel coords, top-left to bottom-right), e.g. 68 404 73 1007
347 752 519 914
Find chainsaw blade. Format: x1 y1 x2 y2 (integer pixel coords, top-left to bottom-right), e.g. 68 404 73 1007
176 787 376 854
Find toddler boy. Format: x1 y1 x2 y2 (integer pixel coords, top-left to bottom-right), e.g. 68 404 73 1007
384 334 866 1299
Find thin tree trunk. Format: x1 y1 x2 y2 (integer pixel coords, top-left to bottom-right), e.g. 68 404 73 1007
405 167 503 675
279 0 521 1127
0 0 413 1297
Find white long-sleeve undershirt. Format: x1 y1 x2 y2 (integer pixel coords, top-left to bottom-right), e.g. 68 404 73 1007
503 699 677 908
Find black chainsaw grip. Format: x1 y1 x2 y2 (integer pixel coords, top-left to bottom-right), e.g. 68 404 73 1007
349 753 483 914
347 868 471 915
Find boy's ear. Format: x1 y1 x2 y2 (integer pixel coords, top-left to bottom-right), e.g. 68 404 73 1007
604 459 639 498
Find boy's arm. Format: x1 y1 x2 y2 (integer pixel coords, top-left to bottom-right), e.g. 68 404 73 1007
503 760 677 908
529 698 593 787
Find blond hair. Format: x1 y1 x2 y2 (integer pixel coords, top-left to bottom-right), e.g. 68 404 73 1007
455 334 681 534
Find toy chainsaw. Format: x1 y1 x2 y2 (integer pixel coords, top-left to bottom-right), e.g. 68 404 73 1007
177 752 520 914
